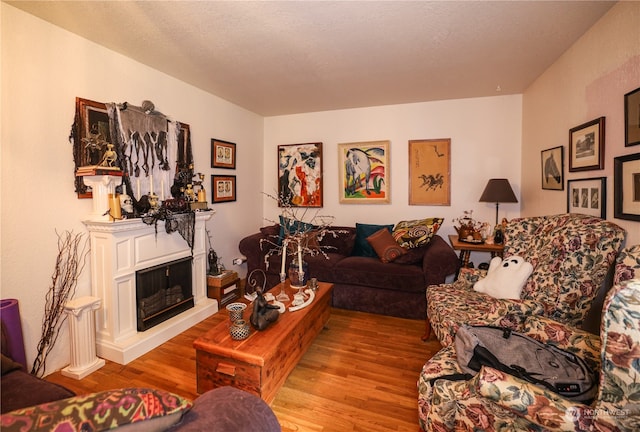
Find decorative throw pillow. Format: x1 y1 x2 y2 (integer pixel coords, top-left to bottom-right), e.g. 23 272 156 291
366 228 408 263
278 216 315 244
1 388 193 432
392 217 443 249
474 256 534 299
352 223 394 257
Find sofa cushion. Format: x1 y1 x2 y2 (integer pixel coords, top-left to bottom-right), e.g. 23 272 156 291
260 224 280 238
167 386 280 432
0 388 192 431
366 228 407 263
1 354 22 376
393 243 430 265
1 369 76 414
392 217 443 248
279 216 314 244
332 256 425 293
352 223 394 257
317 226 355 256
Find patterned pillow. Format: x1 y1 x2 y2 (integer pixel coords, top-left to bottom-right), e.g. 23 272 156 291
0 388 192 432
366 228 407 263
392 218 443 248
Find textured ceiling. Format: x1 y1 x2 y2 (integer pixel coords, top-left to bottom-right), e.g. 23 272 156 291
7 1 615 116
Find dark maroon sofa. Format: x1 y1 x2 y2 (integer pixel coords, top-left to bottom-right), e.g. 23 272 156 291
238 224 459 320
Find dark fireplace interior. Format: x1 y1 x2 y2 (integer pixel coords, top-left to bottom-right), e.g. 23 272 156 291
136 257 194 331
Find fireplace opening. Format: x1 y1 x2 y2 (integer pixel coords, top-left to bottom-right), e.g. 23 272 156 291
136 257 194 331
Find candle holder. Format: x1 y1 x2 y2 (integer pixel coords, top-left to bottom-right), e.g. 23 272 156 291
276 272 290 302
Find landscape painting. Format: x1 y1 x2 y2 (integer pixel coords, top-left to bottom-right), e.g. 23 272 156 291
338 141 390 204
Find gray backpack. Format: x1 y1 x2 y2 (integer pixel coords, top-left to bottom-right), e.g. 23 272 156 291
455 325 598 403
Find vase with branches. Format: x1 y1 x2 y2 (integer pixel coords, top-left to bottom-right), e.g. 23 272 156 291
31 230 89 377
261 192 345 300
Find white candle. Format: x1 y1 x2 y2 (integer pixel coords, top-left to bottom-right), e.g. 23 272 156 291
297 242 303 273
161 179 165 200
280 239 287 276
149 174 154 194
136 179 141 198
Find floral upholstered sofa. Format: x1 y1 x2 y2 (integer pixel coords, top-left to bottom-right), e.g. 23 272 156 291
417 244 640 431
425 214 626 346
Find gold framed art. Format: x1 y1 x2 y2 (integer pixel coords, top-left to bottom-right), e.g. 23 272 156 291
338 141 390 204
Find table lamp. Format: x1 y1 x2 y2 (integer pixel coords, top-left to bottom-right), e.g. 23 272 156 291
479 178 518 226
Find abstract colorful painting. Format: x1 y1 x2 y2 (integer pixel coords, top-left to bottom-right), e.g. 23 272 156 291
338 141 390 204
277 142 323 207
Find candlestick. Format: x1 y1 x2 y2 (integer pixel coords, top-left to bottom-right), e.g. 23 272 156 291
297 242 303 273
281 239 288 275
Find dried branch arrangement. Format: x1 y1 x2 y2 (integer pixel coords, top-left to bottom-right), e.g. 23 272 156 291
31 230 89 377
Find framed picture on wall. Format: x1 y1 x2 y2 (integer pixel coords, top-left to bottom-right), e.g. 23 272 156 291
338 140 390 204
567 177 606 219
211 138 236 169
624 87 640 147
211 175 236 203
569 117 605 172
73 97 112 198
408 138 451 205
541 146 564 190
614 153 640 221
277 142 323 207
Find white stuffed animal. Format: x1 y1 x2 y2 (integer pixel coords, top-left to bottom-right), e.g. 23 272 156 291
473 256 533 299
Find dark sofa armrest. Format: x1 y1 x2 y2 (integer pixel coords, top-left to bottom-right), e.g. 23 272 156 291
238 229 277 274
422 235 460 285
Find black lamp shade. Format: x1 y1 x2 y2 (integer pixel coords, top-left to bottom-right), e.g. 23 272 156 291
479 179 518 204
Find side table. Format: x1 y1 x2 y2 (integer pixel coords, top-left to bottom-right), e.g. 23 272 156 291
207 272 242 307
448 234 504 275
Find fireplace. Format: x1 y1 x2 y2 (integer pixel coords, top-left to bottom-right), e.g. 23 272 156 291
136 257 194 331
84 212 217 364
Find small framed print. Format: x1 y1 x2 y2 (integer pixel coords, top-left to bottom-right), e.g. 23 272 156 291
569 117 605 172
614 153 640 221
211 175 236 203
624 87 640 147
567 177 606 219
541 146 564 190
211 138 236 169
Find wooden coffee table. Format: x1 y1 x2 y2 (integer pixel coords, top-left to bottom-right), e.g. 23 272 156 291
194 281 333 402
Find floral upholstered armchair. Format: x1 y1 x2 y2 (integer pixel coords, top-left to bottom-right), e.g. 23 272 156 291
418 277 640 431
425 214 626 346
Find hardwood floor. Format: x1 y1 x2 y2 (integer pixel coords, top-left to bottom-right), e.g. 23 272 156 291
46 308 441 431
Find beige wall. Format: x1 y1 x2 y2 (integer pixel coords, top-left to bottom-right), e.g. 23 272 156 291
264 95 523 240
522 1 640 246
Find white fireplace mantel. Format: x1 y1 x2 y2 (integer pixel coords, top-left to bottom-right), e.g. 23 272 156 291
84 211 217 364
